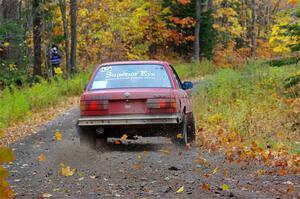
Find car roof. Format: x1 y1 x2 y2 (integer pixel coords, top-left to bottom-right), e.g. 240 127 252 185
99 60 169 67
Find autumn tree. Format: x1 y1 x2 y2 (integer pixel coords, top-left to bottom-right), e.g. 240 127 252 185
70 0 77 74
58 0 71 76
33 0 42 76
194 0 201 61
1 0 25 71
251 0 256 57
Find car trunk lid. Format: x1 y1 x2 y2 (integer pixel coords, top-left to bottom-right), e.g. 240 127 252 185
80 88 176 116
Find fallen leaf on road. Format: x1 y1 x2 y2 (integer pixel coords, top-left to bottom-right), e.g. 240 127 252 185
213 167 219 174
223 169 229 177
176 133 183 139
202 183 211 191
222 184 229 191
120 134 128 142
292 167 300 174
137 155 142 160
78 177 84 181
176 186 184 193
42 193 53 198
278 168 288 176
60 163 76 177
134 163 142 170
54 131 62 141
287 185 295 193
38 154 46 162
204 173 211 178
195 157 210 167
195 168 201 173
255 169 267 177
159 149 171 155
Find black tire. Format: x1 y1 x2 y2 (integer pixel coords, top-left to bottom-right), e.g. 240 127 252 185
172 113 188 145
78 126 97 149
187 113 196 143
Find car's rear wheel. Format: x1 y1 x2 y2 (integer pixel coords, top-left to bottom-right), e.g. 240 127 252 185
172 113 188 145
187 113 196 143
78 126 97 149
172 112 195 145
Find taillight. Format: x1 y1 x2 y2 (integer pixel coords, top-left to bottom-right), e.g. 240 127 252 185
80 100 108 111
147 99 176 109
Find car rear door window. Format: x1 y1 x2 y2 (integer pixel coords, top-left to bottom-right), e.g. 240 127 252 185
90 64 172 90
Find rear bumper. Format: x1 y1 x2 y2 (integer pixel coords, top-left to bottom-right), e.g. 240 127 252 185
77 114 182 126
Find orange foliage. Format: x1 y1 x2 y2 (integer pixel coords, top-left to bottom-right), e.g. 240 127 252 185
197 123 300 177
169 17 196 28
177 0 191 5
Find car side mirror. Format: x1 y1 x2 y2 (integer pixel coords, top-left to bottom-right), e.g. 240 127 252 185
182 81 193 90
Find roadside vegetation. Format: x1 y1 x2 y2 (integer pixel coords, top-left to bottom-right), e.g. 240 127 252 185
0 72 89 130
193 61 300 153
189 61 300 180
173 60 217 80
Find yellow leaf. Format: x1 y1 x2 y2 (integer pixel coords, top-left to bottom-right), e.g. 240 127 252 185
159 149 171 155
222 184 229 191
213 167 219 174
120 134 128 142
54 67 63 75
176 186 184 193
3 42 10 47
38 154 46 162
202 183 210 191
42 193 53 198
0 130 4 137
176 133 183 139
60 163 76 177
54 131 62 141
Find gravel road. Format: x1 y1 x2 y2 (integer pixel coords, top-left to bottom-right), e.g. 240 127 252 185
6 85 300 198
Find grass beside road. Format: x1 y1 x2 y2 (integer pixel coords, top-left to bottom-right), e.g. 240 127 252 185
191 60 300 154
173 60 217 80
0 72 90 130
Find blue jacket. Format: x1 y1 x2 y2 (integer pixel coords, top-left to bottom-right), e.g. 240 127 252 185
51 54 61 65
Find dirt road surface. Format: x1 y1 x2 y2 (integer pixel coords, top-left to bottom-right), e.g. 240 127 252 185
6 82 300 198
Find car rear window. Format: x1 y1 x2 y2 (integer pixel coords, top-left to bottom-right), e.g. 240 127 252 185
90 64 172 90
